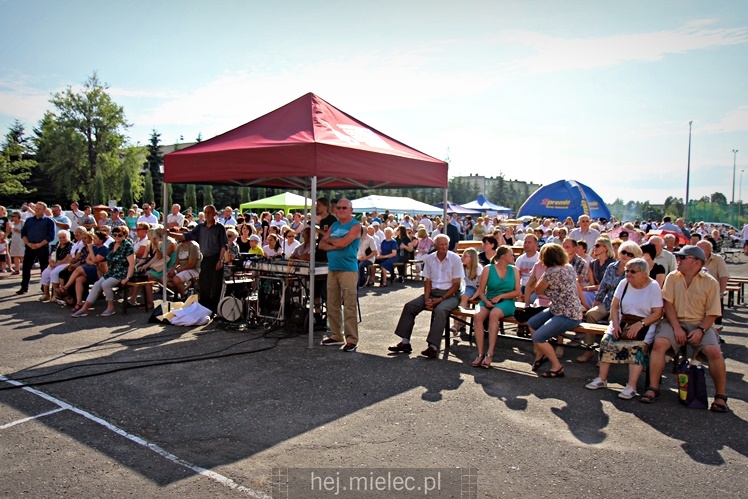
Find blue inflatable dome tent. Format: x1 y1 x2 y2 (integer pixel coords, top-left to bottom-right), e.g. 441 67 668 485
518 179 611 220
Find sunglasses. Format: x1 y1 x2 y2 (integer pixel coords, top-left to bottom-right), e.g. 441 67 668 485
594 243 602 248
335 206 350 210
624 269 639 274
112 232 124 237
675 255 697 261
620 250 635 258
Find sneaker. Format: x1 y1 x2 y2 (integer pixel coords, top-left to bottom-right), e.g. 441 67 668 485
618 386 637 400
99 309 116 317
320 336 345 346
585 377 607 390
387 341 412 353
420 346 438 359
342 342 357 352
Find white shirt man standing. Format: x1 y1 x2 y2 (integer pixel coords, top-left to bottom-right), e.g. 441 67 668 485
166 204 185 230
515 234 539 292
568 215 600 255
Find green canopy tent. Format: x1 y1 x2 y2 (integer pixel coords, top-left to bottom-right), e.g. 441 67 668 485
239 192 314 214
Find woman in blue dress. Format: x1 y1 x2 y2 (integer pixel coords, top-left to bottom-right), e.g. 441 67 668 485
472 246 521 368
377 227 398 287
62 230 109 312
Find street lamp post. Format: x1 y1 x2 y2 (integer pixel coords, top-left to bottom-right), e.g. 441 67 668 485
732 149 739 205
685 121 693 221
741 169 745 219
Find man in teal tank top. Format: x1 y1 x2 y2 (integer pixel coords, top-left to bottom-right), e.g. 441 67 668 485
318 199 361 351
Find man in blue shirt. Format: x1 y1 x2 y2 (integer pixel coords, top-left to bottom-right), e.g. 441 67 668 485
50 204 71 248
318 198 361 352
18 201 55 295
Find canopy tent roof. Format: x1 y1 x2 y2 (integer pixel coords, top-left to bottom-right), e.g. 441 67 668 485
462 195 512 213
163 92 448 190
351 195 443 215
238 192 313 213
432 201 481 216
517 179 612 220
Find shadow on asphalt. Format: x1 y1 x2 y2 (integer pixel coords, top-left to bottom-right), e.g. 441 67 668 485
1 277 747 485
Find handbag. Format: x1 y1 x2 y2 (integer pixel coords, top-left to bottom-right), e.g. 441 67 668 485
618 283 646 340
677 359 709 409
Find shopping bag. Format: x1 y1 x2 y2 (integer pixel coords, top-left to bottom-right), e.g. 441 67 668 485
677 359 709 409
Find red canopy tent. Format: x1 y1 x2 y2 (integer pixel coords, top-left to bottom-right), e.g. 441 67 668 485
163 92 448 345
163 92 448 190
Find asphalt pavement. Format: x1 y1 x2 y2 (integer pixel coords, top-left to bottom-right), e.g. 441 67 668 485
0 258 746 498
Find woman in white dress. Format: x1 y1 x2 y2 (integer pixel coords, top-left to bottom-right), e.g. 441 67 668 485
8 210 24 274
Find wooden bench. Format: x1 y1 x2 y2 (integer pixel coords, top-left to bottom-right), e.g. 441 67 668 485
724 284 741 307
120 281 158 315
444 301 608 358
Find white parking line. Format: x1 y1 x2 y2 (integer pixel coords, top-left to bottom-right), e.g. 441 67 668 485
0 376 269 498
0 407 65 429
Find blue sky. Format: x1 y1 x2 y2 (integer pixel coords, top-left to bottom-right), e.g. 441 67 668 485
1 0 746 204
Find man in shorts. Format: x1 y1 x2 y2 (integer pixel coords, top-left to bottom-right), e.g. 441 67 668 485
640 245 728 412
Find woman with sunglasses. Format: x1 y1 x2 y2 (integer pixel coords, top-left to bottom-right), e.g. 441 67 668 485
585 258 663 399
577 241 643 362
583 237 617 305
71 227 135 317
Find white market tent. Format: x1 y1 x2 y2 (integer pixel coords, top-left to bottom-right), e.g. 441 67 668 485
350 195 442 215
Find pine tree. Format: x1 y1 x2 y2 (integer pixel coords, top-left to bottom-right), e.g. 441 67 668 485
146 129 164 205
184 184 197 214
121 168 134 208
203 185 214 206
144 171 154 204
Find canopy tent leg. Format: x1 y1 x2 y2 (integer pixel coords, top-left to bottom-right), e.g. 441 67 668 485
308 177 317 348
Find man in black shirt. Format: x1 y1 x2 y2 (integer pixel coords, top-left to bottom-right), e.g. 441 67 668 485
315 197 337 263
170 205 227 314
18 202 55 295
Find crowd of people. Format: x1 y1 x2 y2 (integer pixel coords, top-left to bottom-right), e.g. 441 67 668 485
1 200 743 411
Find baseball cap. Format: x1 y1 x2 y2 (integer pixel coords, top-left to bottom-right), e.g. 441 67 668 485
249 234 261 243
111 207 121 213
673 245 706 262
371 221 380 226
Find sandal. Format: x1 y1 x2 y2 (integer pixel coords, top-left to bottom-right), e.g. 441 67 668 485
481 355 493 369
72 302 84 313
541 367 565 378
710 394 730 413
531 356 549 372
471 354 485 367
639 386 660 404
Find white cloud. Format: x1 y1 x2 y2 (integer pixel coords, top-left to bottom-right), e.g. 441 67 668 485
0 77 53 123
702 105 748 133
502 20 748 74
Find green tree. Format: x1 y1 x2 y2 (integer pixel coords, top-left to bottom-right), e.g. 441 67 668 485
91 168 106 205
143 171 154 204
184 184 197 213
203 185 214 206
167 184 173 208
240 186 250 204
0 120 36 197
121 168 134 208
145 129 164 206
36 73 130 202
711 192 727 205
